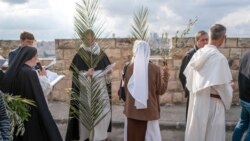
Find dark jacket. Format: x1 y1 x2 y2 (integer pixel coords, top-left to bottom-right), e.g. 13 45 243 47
238 73 250 102
179 46 199 97
8 47 21 65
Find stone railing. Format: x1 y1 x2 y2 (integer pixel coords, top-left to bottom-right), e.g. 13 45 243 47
1 38 250 105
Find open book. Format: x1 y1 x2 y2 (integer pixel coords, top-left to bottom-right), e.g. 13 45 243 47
103 63 116 74
0 55 7 68
0 59 6 67
46 70 65 87
45 59 56 70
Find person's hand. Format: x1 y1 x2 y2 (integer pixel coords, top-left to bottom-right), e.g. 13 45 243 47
162 65 169 74
162 65 170 79
231 81 236 90
106 69 112 75
38 67 47 76
86 68 94 76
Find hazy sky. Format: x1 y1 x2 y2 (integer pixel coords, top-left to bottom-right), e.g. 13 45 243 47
0 0 250 41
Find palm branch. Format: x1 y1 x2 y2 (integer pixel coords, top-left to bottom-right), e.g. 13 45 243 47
74 0 105 41
161 17 198 65
70 0 111 140
131 6 149 41
3 94 35 138
70 73 110 130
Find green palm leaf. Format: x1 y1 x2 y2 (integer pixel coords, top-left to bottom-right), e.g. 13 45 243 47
3 94 35 138
70 0 111 140
131 6 149 41
74 0 104 40
70 70 111 137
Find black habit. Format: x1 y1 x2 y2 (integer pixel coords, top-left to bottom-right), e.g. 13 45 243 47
65 48 112 141
4 46 62 141
179 46 199 120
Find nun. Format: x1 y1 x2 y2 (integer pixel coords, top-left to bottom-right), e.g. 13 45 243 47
123 40 169 141
3 46 62 141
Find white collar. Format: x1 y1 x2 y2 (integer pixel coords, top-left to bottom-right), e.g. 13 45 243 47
80 42 101 55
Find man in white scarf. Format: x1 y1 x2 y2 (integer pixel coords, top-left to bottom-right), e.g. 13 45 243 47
184 24 233 141
123 40 169 141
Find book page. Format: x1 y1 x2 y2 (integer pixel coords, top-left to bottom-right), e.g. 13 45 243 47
103 63 116 74
46 70 65 87
0 59 6 67
45 59 56 69
0 55 6 67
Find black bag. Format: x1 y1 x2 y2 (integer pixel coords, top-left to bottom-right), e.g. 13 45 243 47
118 63 129 101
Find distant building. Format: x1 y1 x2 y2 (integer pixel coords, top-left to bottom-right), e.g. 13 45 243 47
149 32 169 56
37 41 55 58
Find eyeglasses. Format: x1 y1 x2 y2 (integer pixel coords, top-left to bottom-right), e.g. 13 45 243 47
198 38 208 42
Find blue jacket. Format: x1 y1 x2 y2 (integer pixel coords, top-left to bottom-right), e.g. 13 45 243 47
0 92 10 141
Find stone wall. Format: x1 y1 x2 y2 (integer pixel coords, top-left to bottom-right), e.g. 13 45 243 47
1 38 250 105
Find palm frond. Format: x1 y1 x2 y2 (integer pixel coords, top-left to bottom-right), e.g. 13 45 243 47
131 6 149 41
70 72 110 130
77 48 105 69
72 1 112 140
74 0 104 40
3 94 35 137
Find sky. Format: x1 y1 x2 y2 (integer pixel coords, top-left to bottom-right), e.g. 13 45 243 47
0 0 250 41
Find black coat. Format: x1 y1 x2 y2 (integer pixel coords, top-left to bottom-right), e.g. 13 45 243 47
12 64 62 141
65 49 112 141
238 73 250 102
179 46 199 97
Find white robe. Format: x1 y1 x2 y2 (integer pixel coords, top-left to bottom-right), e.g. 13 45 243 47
184 45 233 141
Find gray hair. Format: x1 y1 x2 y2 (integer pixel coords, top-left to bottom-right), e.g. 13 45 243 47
209 24 226 40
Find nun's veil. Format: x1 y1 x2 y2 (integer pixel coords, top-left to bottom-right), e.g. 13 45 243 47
3 46 37 93
240 51 250 79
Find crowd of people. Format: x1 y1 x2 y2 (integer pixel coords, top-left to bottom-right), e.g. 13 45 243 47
0 23 249 141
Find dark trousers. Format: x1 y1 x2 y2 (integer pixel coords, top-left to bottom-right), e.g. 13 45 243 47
127 118 147 141
185 96 189 122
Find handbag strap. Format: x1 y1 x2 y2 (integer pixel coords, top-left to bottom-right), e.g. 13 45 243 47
122 63 129 80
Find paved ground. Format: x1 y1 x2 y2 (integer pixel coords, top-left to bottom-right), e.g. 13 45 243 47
48 101 241 141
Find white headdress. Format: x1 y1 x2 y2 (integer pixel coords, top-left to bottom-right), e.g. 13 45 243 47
127 40 150 109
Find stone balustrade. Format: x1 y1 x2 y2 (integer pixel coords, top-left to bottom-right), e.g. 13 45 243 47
1 37 250 105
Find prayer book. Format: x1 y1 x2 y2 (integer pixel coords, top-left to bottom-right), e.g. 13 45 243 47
0 59 6 67
0 55 7 68
45 59 56 70
103 63 116 74
46 70 65 87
